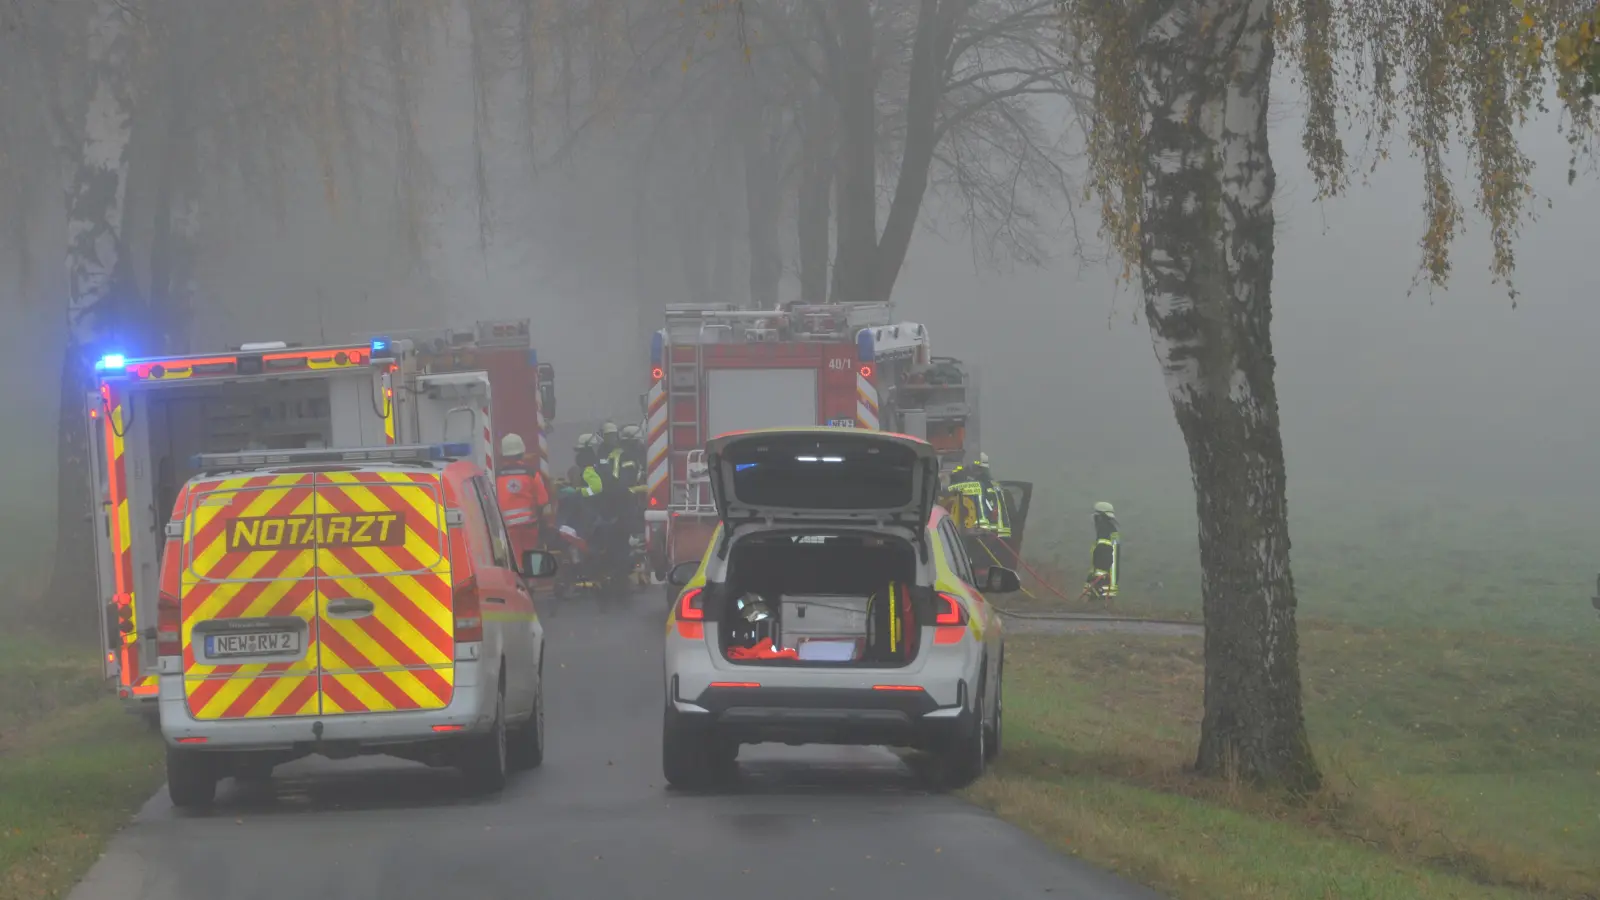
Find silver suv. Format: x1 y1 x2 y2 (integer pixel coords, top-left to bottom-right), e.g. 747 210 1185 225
662 428 1020 789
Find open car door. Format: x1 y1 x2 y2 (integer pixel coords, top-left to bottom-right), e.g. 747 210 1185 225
997 480 1033 558
703 427 940 533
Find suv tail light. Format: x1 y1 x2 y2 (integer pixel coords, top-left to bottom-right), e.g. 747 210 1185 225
674 587 705 638
676 588 704 621
157 593 181 657
935 592 969 644
935 592 969 626
453 576 483 643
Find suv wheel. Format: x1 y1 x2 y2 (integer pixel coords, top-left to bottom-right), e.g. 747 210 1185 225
508 667 546 771
661 704 733 790
167 748 219 809
985 654 1004 763
461 685 509 794
938 677 986 790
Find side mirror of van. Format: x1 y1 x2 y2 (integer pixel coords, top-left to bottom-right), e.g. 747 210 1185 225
521 550 558 579
667 561 699 587
983 565 1022 595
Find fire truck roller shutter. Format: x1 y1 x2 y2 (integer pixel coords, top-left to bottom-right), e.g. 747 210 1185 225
705 368 821 438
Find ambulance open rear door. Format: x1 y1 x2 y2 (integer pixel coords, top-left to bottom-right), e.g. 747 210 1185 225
83 390 119 681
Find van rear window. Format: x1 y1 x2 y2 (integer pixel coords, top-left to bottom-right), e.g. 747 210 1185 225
726 439 916 509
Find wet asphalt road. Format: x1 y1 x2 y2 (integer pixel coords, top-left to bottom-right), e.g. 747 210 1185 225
69 588 1164 900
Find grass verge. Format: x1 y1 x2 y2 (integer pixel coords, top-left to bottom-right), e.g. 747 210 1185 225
969 626 1600 900
0 637 164 900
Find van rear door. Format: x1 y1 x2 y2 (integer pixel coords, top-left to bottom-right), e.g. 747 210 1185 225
179 473 321 720
313 470 454 715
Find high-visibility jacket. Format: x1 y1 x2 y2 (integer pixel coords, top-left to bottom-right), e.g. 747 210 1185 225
497 465 548 556
576 465 605 497
948 479 1006 535
1088 513 1120 595
605 447 639 489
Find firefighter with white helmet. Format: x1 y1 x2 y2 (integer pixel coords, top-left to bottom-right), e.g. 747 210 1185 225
497 432 551 558
1086 501 1121 600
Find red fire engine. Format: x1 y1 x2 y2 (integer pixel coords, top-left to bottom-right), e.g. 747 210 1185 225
362 319 557 488
640 302 979 578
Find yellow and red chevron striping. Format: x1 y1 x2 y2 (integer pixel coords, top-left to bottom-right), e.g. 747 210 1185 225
181 474 321 721
176 468 456 721
314 470 453 714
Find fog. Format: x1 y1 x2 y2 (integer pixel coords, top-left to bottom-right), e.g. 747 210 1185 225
1 0 1595 611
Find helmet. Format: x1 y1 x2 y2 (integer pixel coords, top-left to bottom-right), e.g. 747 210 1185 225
601 421 619 437
1094 501 1116 515
500 433 527 457
977 452 990 467
619 424 641 442
736 594 773 623
576 432 596 451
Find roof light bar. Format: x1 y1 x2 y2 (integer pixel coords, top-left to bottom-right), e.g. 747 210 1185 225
190 442 473 470
95 354 127 372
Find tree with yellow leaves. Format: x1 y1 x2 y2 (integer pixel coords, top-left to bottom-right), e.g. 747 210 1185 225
1059 0 1598 792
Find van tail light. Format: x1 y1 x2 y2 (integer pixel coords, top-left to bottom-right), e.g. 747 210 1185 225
676 587 704 621
157 592 182 657
935 592 969 626
453 576 484 643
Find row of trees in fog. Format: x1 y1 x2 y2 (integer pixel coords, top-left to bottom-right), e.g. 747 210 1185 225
2 0 1597 794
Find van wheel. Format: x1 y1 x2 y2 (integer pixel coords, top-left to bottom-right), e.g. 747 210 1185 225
937 677 986 790
661 704 732 790
461 686 509 794
167 748 219 809
508 670 545 771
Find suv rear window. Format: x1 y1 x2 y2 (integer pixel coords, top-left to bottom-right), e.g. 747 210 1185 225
727 439 917 509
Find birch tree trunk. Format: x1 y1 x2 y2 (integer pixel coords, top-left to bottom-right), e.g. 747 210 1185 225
47 0 138 628
1136 0 1320 791
149 14 199 356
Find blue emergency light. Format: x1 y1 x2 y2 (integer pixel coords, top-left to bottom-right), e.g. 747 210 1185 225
856 329 874 363
191 442 477 471
96 354 126 372
370 337 390 356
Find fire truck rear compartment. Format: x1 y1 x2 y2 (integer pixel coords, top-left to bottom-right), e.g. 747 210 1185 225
718 532 922 668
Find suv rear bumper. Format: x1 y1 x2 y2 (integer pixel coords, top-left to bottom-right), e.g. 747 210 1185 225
673 681 973 749
159 661 493 751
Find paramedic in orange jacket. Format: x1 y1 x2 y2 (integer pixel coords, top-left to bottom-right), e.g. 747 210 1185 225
497 433 551 559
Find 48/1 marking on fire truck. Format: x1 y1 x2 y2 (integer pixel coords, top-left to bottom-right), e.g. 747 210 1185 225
225 513 405 550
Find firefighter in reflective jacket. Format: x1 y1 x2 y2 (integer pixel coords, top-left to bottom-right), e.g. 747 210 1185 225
972 453 1010 537
1086 501 1121 597
945 457 1007 536
497 433 550 558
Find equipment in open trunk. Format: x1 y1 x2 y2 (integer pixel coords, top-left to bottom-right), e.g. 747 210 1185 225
716 531 923 668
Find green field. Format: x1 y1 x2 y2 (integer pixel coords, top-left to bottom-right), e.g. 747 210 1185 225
970 467 1600 899
0 637 164 900
1011 462 1597 638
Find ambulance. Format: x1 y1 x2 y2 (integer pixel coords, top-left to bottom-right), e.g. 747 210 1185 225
157 442 556 806
85 336 537 716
